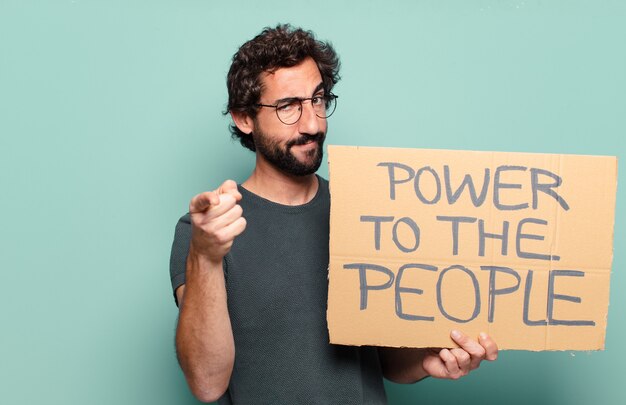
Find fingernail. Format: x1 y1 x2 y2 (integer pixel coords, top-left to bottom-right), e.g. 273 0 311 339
479 332 488 340
451 330 461 339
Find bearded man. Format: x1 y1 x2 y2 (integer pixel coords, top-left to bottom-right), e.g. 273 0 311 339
169 24 498 404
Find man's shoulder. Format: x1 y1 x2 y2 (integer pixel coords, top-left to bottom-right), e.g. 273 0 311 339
178 212 191 224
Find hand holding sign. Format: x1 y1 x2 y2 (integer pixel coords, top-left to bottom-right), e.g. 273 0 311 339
379 330 498 382
422 330 498 380
189 180 247 265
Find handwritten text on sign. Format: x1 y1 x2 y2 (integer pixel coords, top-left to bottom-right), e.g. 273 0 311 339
327 146 616 350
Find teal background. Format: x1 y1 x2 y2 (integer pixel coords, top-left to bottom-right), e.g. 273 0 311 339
1 1 624 404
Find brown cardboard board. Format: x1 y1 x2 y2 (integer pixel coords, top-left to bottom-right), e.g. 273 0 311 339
327 145 617 351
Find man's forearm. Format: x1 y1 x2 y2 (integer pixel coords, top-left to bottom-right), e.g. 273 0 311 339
175 246 234 402
378 347 430 384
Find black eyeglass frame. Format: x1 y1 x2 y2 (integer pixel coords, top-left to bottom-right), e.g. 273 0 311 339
255 93 338 125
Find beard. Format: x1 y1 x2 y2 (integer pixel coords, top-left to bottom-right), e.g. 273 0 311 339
252 128 326 176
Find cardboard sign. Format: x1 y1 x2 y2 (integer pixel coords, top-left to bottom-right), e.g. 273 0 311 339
327 145 617 351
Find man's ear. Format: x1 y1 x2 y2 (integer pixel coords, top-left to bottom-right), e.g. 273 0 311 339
230 111 254 135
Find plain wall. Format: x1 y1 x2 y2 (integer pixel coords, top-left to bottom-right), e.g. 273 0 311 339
1 1 624 404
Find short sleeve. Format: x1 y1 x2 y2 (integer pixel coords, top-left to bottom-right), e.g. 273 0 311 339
169 213 192 306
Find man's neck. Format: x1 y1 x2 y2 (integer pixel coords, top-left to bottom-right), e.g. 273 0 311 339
242 158 319 206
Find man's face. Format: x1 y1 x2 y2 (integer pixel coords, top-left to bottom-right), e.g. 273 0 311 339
251 57 327 176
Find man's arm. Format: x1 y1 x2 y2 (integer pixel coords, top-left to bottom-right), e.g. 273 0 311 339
175 180 246 403
379 330 498 383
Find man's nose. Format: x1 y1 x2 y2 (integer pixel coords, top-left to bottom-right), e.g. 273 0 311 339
297 101 322 135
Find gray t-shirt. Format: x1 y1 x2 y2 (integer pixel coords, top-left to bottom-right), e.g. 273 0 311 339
170 176 387 404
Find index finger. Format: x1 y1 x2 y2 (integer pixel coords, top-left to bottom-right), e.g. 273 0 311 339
189 191 220 214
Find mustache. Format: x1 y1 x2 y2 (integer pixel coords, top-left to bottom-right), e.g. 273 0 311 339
286 132 326 148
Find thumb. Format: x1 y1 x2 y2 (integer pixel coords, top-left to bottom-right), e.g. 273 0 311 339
218 179 242 201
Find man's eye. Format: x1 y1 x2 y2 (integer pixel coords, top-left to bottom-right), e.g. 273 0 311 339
311 96 324 106
277 101 298 112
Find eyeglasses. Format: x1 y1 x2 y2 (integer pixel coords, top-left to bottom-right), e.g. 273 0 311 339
256 93 338 125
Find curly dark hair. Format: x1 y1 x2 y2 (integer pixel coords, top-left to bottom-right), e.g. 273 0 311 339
224 24 341 151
